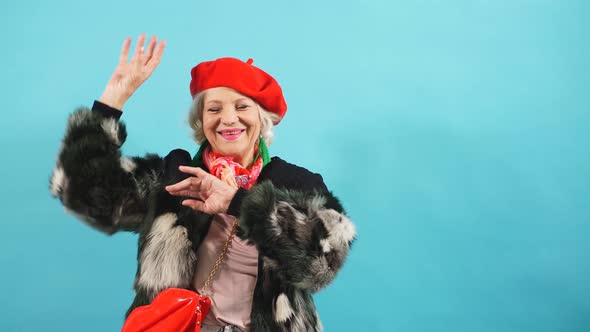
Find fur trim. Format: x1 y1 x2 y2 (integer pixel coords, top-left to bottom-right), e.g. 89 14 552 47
290 289 321 331
49 166 66 196
50 108 163 234
240 181 356 293
138 213 196 296
318 209 356 247
101 117 121 146
120 157 137 173
274 293 294 323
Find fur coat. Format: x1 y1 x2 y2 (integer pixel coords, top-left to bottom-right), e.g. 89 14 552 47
49 102 356 331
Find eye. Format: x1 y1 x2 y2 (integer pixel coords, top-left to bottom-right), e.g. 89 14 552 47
207 107 221 112
236 104 250 110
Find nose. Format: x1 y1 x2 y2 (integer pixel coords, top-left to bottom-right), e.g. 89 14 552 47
221 109 239 125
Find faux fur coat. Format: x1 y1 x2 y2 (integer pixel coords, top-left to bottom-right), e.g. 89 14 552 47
49 101 356 331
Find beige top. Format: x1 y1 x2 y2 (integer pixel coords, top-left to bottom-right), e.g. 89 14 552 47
192 213 259 331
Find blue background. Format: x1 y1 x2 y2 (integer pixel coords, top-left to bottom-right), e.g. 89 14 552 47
1 0 589 331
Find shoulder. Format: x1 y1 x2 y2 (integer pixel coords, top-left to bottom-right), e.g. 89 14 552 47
258 156 328 193
161 149 194 183
164 149 192 165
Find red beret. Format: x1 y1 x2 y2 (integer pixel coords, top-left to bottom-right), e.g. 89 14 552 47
190 57 287 124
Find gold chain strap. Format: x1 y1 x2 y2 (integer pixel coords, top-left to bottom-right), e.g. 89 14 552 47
200 217 239 295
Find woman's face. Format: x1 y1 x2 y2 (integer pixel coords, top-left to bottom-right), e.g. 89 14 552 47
202 87 261 166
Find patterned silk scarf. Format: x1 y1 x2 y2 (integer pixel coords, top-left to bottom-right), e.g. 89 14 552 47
194 138 271 190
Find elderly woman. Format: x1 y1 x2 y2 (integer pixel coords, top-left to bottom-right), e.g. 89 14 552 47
49 34 356 332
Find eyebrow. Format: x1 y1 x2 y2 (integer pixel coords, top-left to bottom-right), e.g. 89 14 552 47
205 99 222 105
205 98 252 105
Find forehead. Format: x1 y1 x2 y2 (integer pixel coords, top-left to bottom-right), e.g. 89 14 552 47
204 87 254 104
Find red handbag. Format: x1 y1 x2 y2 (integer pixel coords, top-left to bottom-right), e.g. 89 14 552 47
121 218 239 332
121 288 211 332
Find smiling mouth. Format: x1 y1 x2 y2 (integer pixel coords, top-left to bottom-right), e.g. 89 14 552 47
218 129 245 140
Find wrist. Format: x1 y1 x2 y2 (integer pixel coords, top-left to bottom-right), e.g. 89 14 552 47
99 89 129 110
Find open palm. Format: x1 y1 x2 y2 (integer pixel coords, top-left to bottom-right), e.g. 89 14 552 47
99 34 166 110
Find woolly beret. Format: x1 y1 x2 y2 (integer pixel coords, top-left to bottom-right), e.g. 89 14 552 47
190 57 287 124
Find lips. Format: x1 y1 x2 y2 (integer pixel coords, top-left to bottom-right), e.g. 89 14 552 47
218 128 245 140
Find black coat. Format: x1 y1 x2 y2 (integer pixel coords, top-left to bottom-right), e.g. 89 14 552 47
49 101 356 331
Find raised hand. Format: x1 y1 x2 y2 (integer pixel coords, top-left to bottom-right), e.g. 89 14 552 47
99 33 166 110
165 166 239 215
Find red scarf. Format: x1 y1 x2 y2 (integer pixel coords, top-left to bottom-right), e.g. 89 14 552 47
202 146 263 190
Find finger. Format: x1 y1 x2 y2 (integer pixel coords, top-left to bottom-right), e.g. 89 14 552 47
182 199 207 212
176 190 208 201
145 39 166 72
178 165 209 178
165 177 202 192
131 33 147 63
167 189 201 198
165 177 194 191
118 37 131 64
143 35 157 65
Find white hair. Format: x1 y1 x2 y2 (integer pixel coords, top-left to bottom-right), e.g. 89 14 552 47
188 90 280 146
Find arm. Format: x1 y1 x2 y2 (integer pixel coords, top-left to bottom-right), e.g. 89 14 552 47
165 163 356 292
49 101 164 234
49 34 167 234
237 179 356 293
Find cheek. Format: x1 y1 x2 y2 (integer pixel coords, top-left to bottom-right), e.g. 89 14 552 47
202 114 216 130
201 117 217 139
244 113 261 133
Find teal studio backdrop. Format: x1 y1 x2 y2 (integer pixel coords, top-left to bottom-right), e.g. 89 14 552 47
1 0 588 331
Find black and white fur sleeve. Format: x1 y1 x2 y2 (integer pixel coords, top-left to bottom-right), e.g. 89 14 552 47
234 159 356 293
49 101 164 234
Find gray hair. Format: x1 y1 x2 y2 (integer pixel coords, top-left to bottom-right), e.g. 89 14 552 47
188 91 280 146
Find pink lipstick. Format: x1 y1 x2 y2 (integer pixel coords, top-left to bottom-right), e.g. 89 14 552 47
218 128 245 140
